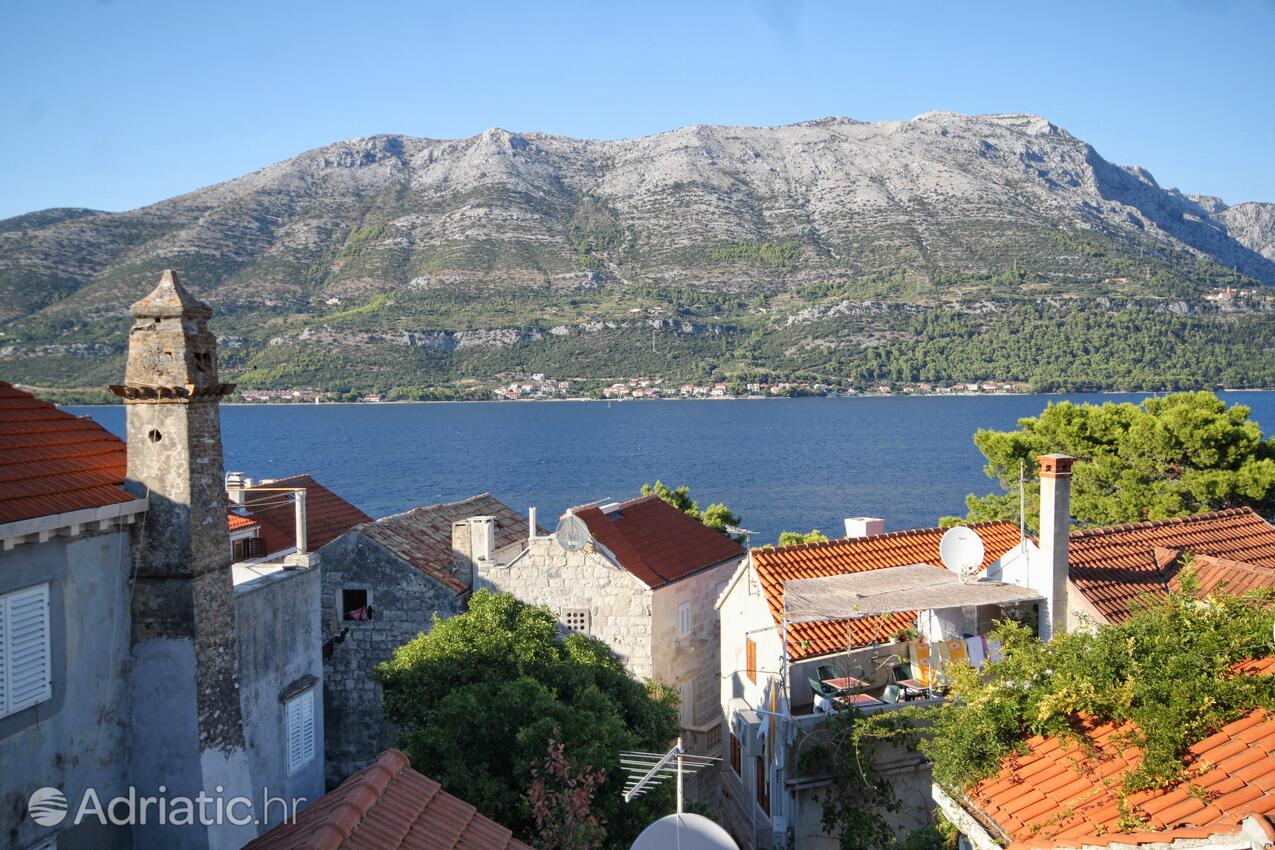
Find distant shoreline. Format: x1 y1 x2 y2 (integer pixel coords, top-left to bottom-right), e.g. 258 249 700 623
56 387 1275 408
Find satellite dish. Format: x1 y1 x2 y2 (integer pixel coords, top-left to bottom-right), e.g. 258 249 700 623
631 813 738 850
940 526 985 583
555 513 591 552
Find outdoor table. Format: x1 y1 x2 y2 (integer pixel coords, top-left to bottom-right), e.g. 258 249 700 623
836 692 885 708
821 676 868 694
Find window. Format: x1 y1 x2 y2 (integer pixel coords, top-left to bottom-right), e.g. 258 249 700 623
232 537 265 562
677 601 692 638
679 680 694 727
285 688 316 775
745 636 757 684
0 583 52 719
755 757 770 814
341 588 373 621
730 732 742 775
563 608 590 634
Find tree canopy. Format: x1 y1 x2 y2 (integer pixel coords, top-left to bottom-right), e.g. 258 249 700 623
954 391 1275 529
376 590 679 848
779 529 830 546
641 480 743 538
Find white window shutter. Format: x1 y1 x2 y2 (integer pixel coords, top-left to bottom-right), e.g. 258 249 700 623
0 596 7 713
3 584 51 717
678 602 691 638
286 689 315 775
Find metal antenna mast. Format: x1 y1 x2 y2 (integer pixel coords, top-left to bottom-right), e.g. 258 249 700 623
620 738 718 812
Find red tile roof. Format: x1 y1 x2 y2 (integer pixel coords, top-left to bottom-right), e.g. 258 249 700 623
1066 509 1275 623
0 382 134 525
752 522 1022 660
242 749 531 850
961 659 1275 849
241 474 371 556
227 511 259 532
358 494 540 594
571 495 745 589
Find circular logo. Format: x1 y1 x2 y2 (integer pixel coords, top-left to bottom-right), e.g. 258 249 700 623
28 787 68 827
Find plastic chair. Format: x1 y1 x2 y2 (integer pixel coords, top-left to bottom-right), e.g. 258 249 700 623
816 664 838 683
809 677 834 698
880 683 902 704
890 664 912 683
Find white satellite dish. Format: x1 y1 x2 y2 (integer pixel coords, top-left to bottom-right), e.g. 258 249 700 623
940 526 985 583
631 813 738 850
555 513 591 552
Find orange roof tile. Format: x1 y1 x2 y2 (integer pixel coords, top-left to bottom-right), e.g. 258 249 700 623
752 522 1022 660
963 663 1275 849
573 495 745 589
241 474 371 555
1066 509 1275 623
227 511 259 532
0 381 133 525
242 749 531 850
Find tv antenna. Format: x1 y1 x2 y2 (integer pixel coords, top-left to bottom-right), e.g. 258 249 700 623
940 525 985 583
620 738 718 812
554 513 592 552
725 525 756 544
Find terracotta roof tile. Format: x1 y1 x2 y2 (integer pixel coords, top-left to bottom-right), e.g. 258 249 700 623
241 474 371 555
1066 509 1275 624
228 511 260 532
751 521 1022 660
572 495 745 589
357 494 541 594
0 382 133 525
962 660 1275 849
243 749 531 850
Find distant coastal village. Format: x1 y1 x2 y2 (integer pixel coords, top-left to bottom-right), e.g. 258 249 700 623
237 375 1034 404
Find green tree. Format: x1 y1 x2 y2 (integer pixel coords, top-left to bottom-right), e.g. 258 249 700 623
377 590 679 848
959 392 1275 529
641 481 743 538
779 529 829 546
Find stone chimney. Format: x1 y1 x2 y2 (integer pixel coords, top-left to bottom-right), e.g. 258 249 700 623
470 515 496 564
111 270 254 849
451 519 475 589
1037 453 1075 640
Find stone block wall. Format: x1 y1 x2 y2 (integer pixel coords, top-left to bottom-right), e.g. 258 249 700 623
479 538 654 680
319 530 464 787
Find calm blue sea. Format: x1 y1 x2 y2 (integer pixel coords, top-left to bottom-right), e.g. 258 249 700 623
70 393 1275 546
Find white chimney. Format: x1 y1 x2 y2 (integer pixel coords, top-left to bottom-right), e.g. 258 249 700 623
470 516 496 564
1038 454 1075 639
226 471 246 505
528 507 537 545
294 488 308 554
844 517 885 539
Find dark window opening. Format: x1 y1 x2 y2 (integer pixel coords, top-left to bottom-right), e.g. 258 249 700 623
342 588 374 621
755 757 770 815
730 732 741 775
232 537 265 561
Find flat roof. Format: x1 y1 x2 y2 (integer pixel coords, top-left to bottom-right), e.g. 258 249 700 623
782 563 1042 623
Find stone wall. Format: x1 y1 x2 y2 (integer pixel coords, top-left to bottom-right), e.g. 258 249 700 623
478 537 654 680
319 529 465 787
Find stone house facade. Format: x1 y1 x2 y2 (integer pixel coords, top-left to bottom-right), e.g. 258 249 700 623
477 494 745 796
319 493 536 786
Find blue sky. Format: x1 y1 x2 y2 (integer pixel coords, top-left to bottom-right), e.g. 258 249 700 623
2 0 1272 219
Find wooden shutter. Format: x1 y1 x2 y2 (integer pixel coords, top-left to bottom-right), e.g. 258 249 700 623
2 584 51 717
755 756 770 814
745 636 757 684
286 689 315 775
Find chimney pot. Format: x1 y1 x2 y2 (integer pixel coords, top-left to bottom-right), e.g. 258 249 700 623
844 517 885 539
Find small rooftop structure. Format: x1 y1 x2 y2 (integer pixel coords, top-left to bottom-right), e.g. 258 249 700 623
242 748 532 850
783 563 1043 624
751 521 1022 660
570 494 745 589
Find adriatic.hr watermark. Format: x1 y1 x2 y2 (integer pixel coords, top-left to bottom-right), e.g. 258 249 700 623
27 785 306 828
